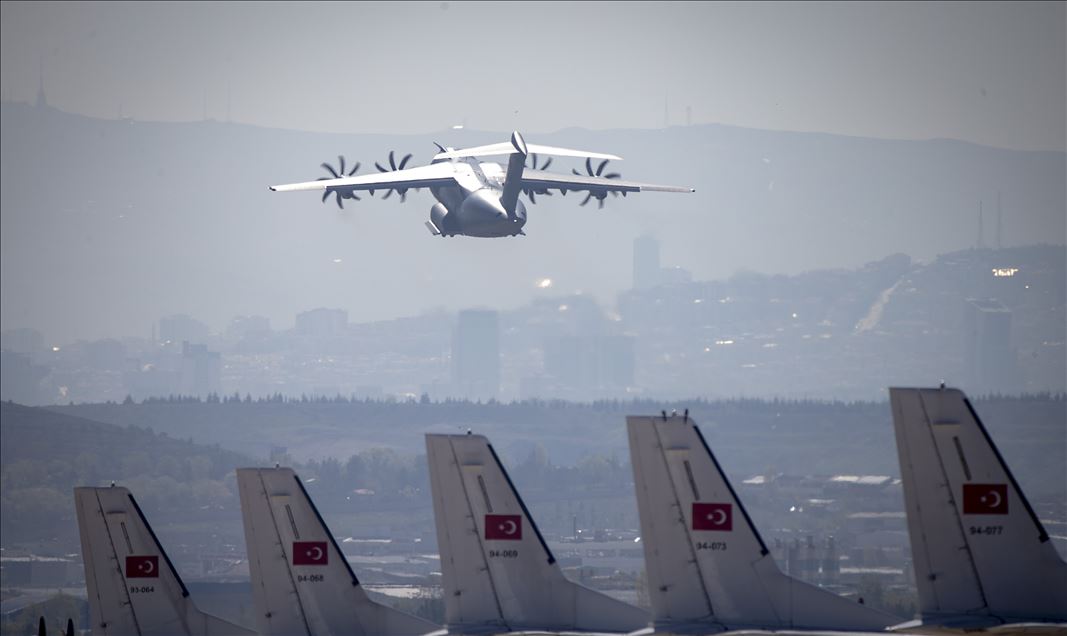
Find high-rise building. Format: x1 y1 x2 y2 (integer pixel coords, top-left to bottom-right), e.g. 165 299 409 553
295 308 347 337
181 342 221 397
452 309 500 400
633 235 661 290
963 298 1015 393
159 314 210 344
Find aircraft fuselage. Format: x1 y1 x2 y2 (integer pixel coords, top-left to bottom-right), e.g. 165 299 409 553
428 158 527 237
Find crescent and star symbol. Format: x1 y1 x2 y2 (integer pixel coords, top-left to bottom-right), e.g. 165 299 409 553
485 514 523 540
292 541 329 565
692 502 733 531
962 483 1008 515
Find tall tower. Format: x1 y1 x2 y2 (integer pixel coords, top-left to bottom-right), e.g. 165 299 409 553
35 56 47 108
996 191 1003 249
452 310 500 401
633 235 661 290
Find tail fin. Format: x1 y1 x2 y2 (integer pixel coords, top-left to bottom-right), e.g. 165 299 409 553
499 132 527 219
73 486 254 636
425 433 649 633
890 387 1067 628
236 467 438 636
627 414 896 632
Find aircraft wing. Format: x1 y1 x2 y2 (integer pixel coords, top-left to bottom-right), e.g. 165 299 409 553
269 162 457 193
520 168 694 196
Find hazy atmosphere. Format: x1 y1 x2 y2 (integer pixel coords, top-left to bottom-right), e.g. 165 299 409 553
1 2 1064 631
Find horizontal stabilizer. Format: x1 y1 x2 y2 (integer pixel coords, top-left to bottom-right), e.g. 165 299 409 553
74 486 254 636
433 131 622 162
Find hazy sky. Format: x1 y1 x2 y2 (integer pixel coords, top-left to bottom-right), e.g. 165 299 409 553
2 1 1064 151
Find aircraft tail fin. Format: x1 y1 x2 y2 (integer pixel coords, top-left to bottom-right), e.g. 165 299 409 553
425 432 648 633
890 387 1067 628
73 486 254 636
236 467 438 636
499 132 527 218
627 414 896 632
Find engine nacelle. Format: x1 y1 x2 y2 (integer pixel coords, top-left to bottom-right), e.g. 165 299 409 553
429 203 452 235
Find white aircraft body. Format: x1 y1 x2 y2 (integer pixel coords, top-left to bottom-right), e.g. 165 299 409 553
425 432 650 634
888 387 1067 635
626 414 900 636
236 467 439 636
74 486 255 636
269 132 694 237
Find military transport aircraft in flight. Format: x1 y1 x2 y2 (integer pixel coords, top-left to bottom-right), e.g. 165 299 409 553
269 131 694 237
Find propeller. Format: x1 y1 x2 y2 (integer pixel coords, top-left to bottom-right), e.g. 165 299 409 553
572 158 622 209
523 153 554 203
375 150 414 201
317 155 361 209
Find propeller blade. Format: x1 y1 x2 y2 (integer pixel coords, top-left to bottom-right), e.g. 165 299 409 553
375 161 388 173
598 198 605 210
351 192 361 201
389 150 397 171
541 157 552 171
347 162 360 176
321 163 340 178
399 192 407 202
596 159 608 176
338 155 346 175
580 193 592 206
398 153 413 170
529 191 537 203
585 157 594 176
334 191 344 209
572 168 581 175
382 189 393 200
321 191 329 203
603 172 621 179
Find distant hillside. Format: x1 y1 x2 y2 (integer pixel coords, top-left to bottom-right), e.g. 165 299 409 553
50 394 1066 500
0 401 254 544
2 101 1063 341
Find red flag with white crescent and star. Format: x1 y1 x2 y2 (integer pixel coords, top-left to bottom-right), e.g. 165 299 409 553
692 502 733 531
125 555 159 578
485 514 523 540
292 541 329 565
962 483 1008 515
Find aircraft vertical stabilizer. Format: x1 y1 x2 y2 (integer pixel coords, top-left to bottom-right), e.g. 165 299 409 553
425 433 649 633
74 486 254 636
236 467 438 636
890 387 1067 630
627 414 897 632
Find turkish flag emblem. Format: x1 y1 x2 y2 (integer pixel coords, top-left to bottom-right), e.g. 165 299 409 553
692 502 732 531
125 555 159 578
292 541 329 565
962 484 1008 515
484 514 522 540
